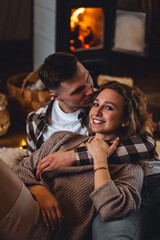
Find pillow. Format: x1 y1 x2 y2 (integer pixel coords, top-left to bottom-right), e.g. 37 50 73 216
0 148 28 168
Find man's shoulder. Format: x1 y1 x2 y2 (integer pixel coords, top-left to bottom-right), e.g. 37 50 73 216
27 99 54 122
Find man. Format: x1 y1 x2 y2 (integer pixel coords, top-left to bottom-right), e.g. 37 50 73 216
26 52 158 239
26 52 94 154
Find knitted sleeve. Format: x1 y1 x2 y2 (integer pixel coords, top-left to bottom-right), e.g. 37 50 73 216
90 163 143 222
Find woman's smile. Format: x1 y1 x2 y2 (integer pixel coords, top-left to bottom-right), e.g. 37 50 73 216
92 118 105 124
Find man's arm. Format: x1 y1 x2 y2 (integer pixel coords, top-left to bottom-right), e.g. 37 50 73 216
36 139 119 178
36 150 77 178
26 110 45 154
72 131 155 165
36 131 156 178
109 132 156 164
26 112 37 154
36 144 94 178
74 131 156 166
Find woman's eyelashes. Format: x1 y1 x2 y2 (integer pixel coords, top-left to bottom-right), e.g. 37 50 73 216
93 102 113 111
93 102 99 107
105 106 113 111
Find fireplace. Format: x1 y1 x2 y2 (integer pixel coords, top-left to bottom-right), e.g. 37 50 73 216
56 0 117 86
70 7 104 51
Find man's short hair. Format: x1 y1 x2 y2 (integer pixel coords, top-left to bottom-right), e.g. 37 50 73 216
38 52 79 91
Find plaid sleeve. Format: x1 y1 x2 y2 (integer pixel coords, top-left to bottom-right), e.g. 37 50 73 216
108 132 156 164
74 132 156 165
26 112 37 154
74 146 93 166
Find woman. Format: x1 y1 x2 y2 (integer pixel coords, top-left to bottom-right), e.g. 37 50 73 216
0 81 152 240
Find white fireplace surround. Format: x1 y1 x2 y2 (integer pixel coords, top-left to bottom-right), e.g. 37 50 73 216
34 0 56 69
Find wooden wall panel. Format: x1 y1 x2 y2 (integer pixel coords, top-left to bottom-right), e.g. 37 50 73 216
0 0 31 41
0 1 10 40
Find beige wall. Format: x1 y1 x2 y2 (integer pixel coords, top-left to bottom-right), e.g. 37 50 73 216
33 0 56 69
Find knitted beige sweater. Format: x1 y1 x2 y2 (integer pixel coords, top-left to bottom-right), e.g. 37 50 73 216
13 131 143 240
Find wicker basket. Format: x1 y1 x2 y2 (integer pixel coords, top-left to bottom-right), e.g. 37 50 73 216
7 70 51 119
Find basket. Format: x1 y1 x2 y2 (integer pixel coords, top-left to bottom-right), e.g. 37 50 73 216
0 93 11 136
7 70 51 120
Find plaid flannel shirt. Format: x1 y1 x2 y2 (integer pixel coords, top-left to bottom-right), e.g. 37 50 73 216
74 132 158 167
26 99 157 168
26 99 90 154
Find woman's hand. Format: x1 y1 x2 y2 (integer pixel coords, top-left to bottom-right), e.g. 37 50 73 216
29 185 63 230
86 137 119 189
86 137 119 161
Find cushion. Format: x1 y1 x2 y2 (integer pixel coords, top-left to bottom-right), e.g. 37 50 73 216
0 148 28 168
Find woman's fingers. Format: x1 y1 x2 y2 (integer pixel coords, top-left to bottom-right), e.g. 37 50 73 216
108 137 119 156
86 137 119 158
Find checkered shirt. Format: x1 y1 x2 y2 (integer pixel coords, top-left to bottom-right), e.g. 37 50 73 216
26 99 157 169
74 132 158 166
26 99 90 154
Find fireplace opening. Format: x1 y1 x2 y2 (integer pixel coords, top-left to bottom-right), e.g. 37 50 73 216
56 0 117 86
70 8 104 51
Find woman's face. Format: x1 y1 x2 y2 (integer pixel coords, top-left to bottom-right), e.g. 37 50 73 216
89 88 125 139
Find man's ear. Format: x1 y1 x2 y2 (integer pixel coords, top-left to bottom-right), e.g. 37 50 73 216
50 93 60 100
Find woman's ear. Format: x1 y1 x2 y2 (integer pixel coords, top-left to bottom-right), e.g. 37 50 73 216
121 120 129 127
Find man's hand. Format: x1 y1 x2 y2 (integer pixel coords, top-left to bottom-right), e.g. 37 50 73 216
36 150 76 179
29 185 63 230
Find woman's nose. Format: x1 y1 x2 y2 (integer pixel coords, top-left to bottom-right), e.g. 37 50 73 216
95 107 102 116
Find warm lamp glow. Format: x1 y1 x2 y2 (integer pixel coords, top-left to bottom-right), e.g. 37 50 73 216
19 139 27 149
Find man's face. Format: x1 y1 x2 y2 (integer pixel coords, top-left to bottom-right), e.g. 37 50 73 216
54 62 94 113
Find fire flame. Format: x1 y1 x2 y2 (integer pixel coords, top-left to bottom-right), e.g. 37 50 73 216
70 8 85 29
70 7 93 50
70 7 103 50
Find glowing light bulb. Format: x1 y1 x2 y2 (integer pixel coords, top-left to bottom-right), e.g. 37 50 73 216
19 139 27 149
